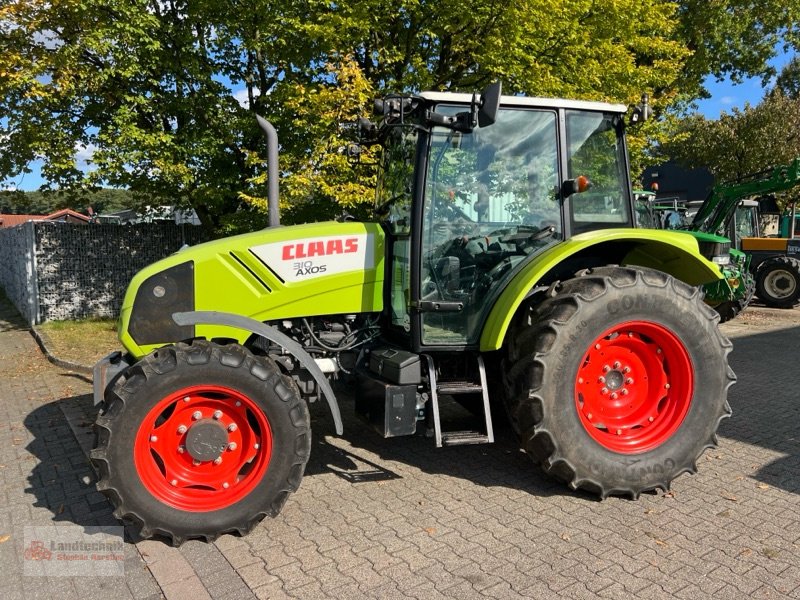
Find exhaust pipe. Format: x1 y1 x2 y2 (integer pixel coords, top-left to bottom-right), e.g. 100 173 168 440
255 114 280 227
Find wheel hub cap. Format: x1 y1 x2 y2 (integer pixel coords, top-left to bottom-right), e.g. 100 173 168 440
133 384 273 512
575 321 693 454
604 369 624 391
185 420 228 462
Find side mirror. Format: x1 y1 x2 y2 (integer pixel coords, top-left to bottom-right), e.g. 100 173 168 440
478 82 502 127
629 93 651 125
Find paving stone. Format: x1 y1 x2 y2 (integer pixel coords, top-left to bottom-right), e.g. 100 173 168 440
3 292 800 600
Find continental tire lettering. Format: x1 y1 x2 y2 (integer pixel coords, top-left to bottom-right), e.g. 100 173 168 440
590 458 677 481
607 294 666 315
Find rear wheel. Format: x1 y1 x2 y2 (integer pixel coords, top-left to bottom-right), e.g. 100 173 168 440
91 339 310 545
502 266 734 498
755 256 800 308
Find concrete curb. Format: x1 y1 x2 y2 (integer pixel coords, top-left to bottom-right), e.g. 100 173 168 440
30 325 93 375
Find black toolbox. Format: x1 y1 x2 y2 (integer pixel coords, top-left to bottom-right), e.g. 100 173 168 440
368 347 421 385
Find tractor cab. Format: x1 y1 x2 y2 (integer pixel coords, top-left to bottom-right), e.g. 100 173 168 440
368 86 634 351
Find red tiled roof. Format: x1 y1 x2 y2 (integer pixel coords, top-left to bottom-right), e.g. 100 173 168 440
0 214 47 228
45 209 91 223
0 209 91 228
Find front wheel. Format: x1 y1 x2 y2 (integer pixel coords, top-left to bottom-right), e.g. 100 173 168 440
715 271 756 323
755 256 800 308
503 266 735 498
91 340 310 545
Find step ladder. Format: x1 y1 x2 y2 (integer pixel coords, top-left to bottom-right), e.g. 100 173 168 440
422 354 495 447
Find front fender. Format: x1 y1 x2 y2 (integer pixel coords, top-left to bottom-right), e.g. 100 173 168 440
173 310 343 435
479 229 722 352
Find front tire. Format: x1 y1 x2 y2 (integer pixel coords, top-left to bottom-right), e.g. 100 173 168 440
91 340 310 545
715 271 755 322
503 266 735 498
755 256 800 308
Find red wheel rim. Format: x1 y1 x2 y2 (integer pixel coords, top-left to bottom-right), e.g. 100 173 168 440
574 321 693 454
133 385 273 512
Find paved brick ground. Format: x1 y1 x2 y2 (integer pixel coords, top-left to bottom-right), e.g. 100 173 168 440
1 296 799 599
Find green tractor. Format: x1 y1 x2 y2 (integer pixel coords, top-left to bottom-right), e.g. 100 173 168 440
691 160 800 308
93 84 734 545
633 190 754 322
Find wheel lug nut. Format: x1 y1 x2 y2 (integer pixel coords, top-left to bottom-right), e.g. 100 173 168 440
228 423 237 432
656 348 662 354
228 442 237 451
193 460 201 466
595 344 602 350
213 410 223 420
602 365 610 373
598 376 605 384
626 378 634 385
601 387 609 395
623 366 631 374
192 411 202 420
613 361 621 369
578 377 584 384
628 332 634 338
222 482 230 489
178 446 185 454
610 392 618 400
150 435 158 442
587 413 593 420
213 457 222 465
665 383 671 389
235 401 242 407
616 429 622 435
649 416 655 422
183 396 190 402
621 389 629 396
171 479 178 486
177 425 187 434
254 443 260 450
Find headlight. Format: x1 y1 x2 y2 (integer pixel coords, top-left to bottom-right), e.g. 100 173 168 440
129 261 195 345
712 254 731 266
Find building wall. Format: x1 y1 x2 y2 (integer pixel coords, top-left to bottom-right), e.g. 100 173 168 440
0 222 38 323
0 222 207 324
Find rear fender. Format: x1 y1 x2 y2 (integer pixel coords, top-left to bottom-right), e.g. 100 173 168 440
479 229 722 352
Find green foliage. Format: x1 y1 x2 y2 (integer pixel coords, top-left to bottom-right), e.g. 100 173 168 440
660 91 800 183
775 57 800 99
0 188 143 215
2 0 799 231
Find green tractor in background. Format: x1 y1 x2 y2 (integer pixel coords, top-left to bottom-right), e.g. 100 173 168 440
690 160 800 308
634 190 753 321
93 84 735 545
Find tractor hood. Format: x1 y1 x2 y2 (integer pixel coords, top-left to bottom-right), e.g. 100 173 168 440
119 221 386 358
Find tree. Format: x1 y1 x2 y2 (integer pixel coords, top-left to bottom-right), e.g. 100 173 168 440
2 0 800 230
658 91 800 197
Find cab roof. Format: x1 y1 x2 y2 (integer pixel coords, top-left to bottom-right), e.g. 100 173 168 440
419 91 627 114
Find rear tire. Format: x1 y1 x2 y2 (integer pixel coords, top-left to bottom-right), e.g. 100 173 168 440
502 266 734 498
755 256 800 308
91 339 310 545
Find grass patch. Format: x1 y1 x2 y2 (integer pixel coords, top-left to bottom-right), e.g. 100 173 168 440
38 317 120 365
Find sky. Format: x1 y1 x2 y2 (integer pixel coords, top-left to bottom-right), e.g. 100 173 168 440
694 49 797 118
3 50 797 192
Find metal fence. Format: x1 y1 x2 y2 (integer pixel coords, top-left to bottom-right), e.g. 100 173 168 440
0 221 207 324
